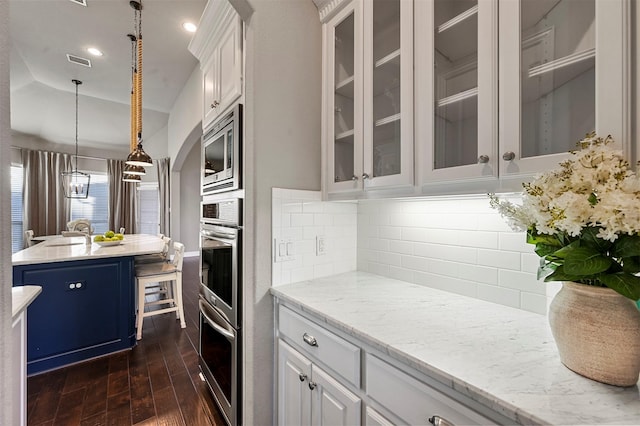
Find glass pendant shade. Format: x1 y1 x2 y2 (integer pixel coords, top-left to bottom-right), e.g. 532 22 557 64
124 163 146 176
62 79 90 199
122 173 142 183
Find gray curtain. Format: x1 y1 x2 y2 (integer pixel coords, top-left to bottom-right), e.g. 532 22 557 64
157 157 170 235
22 149 72 236
107 159 137 233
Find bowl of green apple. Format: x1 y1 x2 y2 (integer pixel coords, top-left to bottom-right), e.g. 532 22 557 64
93 230 125 247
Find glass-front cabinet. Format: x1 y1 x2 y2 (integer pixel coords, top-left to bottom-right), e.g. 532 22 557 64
499 0 629 179
326 2 363 193
416 0 629 189
324 0 413 195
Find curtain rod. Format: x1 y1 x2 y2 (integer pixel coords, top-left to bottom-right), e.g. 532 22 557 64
11 146 114 162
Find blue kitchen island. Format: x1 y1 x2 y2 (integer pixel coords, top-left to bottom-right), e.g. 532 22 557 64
12 234 164 375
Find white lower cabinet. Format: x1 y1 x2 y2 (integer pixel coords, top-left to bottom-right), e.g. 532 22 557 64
276 301 506 426
366 354 494 426
278 340 361 426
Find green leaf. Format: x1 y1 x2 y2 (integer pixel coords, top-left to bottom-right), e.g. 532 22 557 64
552 241 582 259
622 256 640 274
537 262 557 280
612 234 640 258
543 265 583 283
588 192 598 205
580 227 613 251
535 243 562 258
527 230 562 247
599 273 640 300
563 246 612 275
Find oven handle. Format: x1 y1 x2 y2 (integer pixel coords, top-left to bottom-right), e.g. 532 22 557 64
200 300 235 341
201 229 237 240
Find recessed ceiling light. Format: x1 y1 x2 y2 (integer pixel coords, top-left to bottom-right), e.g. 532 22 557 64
182 22 197 33
87 47 103 57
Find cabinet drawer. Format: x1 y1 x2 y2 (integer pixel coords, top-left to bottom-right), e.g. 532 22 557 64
278 305 360 387
366 354 495 426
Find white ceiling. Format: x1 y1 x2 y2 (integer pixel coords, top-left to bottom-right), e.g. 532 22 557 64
9 0 206 150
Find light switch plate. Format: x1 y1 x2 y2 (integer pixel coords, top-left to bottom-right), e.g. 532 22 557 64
316 235 326 256
274 238 294 262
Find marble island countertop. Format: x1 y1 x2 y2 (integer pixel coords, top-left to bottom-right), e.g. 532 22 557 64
270 271 640 426
12 285 42 320
12 233 164 266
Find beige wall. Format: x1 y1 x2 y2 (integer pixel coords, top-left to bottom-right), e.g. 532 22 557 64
0 0 14 423
242 0 322 423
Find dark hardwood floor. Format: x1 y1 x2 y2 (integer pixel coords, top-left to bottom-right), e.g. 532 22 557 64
26 256 227 426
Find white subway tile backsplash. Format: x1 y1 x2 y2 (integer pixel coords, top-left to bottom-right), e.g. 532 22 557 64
498 269 545 295
477 284 520 309
274 189 548 315
291 213 314 227
379 226 402 240
389 240 413 255
477 249 521 270
521 292 547 315
401 255 429 272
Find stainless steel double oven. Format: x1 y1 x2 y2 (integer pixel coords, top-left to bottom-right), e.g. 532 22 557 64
199 106 242 425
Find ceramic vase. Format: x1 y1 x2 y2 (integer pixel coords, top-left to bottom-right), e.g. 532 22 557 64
548 281 640 387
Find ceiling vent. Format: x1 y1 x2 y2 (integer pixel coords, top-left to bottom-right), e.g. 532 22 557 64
66 54 92 68
68 0 87 6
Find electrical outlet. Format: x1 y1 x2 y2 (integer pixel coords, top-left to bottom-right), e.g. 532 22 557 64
316 235 326 256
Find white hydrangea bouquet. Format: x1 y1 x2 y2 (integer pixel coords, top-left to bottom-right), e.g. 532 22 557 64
489 133 640 300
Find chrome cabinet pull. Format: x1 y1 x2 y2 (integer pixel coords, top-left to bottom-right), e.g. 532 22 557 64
298 373 307 382
477 155 489 163
502 151 515 161
429 415 455 426
210 100 220 109
308 381 317 390
302 332 318 347
362 173 370 180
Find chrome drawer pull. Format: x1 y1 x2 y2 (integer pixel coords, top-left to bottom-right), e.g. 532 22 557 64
308 381 317 390
429 415 455 426
302 332 318 347
298 373 307 382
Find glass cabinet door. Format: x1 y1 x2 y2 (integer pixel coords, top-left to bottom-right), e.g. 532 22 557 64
500 0 629 177
415 0 498 185
327 2 363 193
363 0 413 190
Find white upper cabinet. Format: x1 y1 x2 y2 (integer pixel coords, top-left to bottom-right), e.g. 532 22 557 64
499 0 630 180
189 0 243 131
415 0 498 186
415 0 630 191
323 0 413 196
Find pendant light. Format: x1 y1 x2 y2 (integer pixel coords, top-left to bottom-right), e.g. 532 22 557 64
61 79 91 198
123 33 145 180
125 0 153 168
122 173 142 182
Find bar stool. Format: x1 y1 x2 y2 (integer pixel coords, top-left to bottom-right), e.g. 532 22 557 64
135 234 171 265
135 242 186 340
24 230 35 248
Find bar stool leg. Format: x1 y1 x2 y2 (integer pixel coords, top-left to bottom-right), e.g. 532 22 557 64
175 274 186 329
136 277 146 340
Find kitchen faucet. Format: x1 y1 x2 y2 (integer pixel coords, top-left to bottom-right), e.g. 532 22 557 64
61 230 92 245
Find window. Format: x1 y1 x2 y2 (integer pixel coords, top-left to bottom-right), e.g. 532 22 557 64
11 165 24 253
70 173 109 234
138 183 160 235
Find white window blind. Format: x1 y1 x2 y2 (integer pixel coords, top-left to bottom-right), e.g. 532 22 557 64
138 183 159 235
11 165 24 253
70 173 109 234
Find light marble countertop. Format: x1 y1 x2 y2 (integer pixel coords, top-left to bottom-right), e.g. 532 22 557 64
12 285 42 320
12 234 164 266
270 271 640 426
